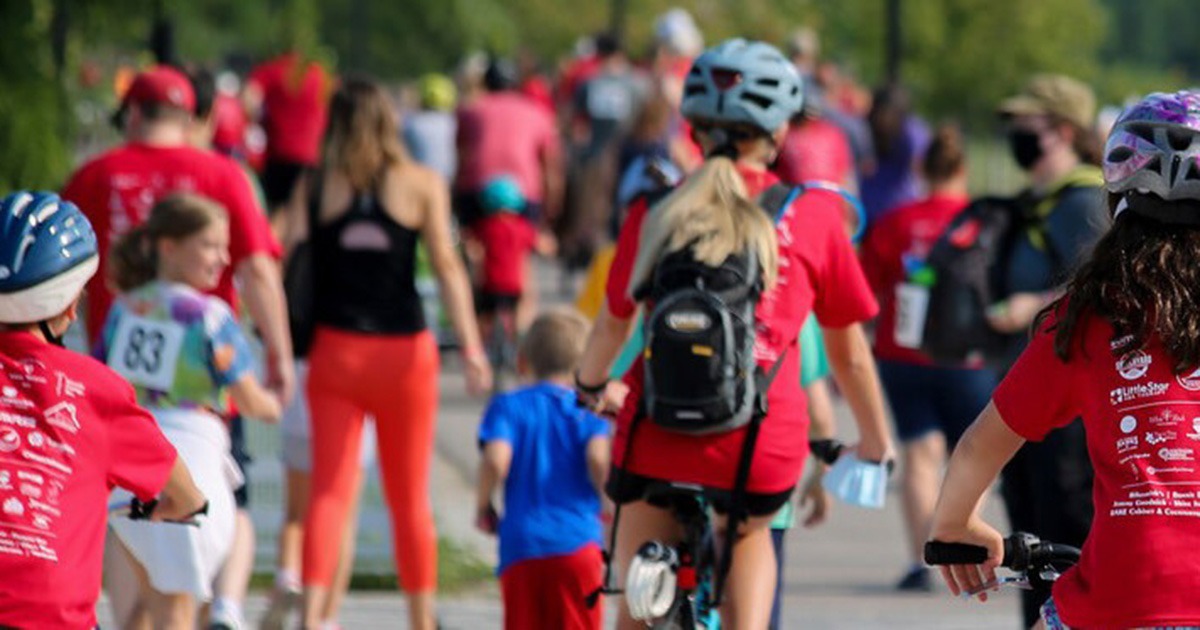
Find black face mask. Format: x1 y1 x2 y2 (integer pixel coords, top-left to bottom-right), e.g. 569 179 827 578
1008 129 1044 171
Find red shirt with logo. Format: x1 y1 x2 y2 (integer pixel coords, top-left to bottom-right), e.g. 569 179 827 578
774 117 855 187
995 314 1200 628
605 164 878 493
474 214 537 296
0 332 176 629
61 143 279 347
455 92 560 202
247 53 331 165
859 193 969 364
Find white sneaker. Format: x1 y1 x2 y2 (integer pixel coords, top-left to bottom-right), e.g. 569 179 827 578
258 587 301 630
208 600 245 630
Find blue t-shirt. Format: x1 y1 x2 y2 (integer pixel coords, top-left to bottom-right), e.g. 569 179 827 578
478 383 609 573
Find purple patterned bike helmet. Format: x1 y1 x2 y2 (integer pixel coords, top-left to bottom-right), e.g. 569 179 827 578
1104 91 1200 207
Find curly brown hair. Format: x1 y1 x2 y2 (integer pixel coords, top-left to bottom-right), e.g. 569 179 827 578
1039 194 1200 372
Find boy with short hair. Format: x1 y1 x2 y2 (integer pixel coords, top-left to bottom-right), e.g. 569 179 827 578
475 308 610 630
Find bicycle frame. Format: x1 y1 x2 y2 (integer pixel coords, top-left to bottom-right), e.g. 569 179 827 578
643 482 722 630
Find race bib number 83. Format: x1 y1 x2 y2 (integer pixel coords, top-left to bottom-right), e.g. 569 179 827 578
107 314 186 392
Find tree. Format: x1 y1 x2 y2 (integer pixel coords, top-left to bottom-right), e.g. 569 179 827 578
813 0 1108 122
0 0 72 194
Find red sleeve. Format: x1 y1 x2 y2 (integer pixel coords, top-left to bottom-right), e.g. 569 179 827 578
993 323 1081 442
219 159 275 265
605 197 650 319
807 192 879 327
99 375 177 500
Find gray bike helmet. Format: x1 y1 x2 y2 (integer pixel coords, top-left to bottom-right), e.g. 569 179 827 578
681 38 804 135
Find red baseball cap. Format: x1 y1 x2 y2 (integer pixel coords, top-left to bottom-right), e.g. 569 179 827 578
120 65 196 113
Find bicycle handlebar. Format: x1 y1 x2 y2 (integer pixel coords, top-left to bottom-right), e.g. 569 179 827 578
924 532 1081 572
109 497 209 527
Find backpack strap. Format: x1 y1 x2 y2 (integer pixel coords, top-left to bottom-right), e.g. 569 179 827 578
759 183 800 225
1023 165 1103 272
799 180 866 243
711 347 787 608
587 410 644 608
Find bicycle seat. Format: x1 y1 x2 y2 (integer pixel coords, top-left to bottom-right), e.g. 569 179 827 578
641 481 712 518
642 480 706 502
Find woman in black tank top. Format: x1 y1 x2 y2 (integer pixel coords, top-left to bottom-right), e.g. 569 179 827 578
281 77 490 630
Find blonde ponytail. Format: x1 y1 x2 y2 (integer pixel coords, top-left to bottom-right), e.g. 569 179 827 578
629 157 779 297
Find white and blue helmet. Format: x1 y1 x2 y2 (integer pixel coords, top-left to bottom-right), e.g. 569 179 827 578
681 38 804 135
0 192 99 323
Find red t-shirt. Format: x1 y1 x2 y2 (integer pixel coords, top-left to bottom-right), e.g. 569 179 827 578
247 53 331 165
606 164 878 493
475 214 537 295
996 316 1200 628
0 332 176 629
773 118 855 187
859 193 969 364
455 92 560 202
61 143 278 347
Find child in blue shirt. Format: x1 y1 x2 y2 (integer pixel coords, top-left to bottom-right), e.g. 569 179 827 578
475 307 610 630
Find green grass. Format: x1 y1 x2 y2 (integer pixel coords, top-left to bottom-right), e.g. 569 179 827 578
249 537 493 594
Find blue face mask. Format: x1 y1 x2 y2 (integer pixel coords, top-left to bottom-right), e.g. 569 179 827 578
821 453 890 509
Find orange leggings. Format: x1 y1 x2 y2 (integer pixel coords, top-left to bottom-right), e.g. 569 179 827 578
302 327 439 592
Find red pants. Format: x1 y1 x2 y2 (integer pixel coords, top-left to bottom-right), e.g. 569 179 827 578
303 327 439 592
500 544 604 630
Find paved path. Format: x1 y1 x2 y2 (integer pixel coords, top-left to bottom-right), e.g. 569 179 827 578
100 366 1024 629
98 263 1026 628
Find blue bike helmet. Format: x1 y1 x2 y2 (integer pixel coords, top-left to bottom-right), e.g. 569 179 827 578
681 38 804 135
0 191 99 324
480 176 526 215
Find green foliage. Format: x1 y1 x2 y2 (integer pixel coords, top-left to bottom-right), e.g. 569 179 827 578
0 0 71 194
814 0 1108 123
2 0 1200 194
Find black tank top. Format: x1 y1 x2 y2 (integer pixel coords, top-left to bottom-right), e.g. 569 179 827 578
313 189 426 334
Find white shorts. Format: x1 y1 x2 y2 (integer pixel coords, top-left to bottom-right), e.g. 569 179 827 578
281 359 376 472
109 408 241 600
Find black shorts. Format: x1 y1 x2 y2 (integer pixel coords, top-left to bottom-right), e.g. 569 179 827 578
261 158 307 210
453 190 543 229
605 467 794 517
229 415 252 508
476 290 520 315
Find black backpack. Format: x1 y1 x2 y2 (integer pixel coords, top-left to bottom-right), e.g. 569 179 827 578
916 194 1065 364
634 184 797 434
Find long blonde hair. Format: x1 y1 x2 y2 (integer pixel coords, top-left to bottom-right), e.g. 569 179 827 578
322 77 410 191
629 157 779 297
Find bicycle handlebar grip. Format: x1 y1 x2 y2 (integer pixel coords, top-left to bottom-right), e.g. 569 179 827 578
923 540 989 565
127 497 159 521
808 439 845 466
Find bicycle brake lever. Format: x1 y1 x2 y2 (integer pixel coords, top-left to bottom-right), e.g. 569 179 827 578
960 575 1030 598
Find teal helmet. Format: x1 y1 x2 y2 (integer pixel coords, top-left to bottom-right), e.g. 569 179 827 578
480 176 526 214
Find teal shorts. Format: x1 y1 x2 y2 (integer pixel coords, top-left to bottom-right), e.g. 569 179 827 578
799 315 830 388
